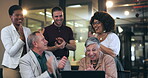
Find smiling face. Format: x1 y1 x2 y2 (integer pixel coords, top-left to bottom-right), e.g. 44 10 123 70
34 33 48 52
52 11 64 27
10 10 24 26
92 19 104 34
86 43 100 61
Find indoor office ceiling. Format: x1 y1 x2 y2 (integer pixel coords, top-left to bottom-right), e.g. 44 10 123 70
22 0 92 9
22 0 148 33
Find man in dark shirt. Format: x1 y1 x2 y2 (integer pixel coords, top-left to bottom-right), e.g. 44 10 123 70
43 7 76 70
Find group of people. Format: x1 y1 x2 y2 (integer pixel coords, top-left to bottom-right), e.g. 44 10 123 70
1 5 123 78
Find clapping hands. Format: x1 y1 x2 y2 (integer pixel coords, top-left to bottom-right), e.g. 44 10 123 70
55 37 67 49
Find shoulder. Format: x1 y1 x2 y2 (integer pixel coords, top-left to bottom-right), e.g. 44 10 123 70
107 32 119 40
1 25 14 35
63 26 73 33
1 25 12 31
20 52 31 61
108 32 118 38
64 26 72 30
103 54 114 61
45 51 54 56
44 25 53 29
44 25 54 33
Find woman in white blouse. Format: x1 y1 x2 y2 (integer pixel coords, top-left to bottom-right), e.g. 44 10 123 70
89 11 124 71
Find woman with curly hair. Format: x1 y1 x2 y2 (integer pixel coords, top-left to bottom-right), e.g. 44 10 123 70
89 11 124 71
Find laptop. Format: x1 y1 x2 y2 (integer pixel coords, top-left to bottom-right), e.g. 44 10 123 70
60 70 105 78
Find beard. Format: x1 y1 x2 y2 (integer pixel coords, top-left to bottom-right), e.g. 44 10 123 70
54 19 63 26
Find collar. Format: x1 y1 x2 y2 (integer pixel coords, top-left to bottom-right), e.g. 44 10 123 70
52 23 65 30
11 23 17 31
33 51 45 59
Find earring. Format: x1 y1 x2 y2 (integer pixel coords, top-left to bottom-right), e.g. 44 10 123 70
103 30 106 32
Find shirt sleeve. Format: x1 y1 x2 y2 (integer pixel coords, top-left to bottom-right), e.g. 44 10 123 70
104 55 117 78
68 28 74 40
101 33 120 55
1 27 25 57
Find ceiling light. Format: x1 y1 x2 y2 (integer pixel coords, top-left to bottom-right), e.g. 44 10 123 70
39 12 52 18
131 38 135 41
23 9 27 15
124 11 129 16
106 1 113 8
68 5 81 8
123 4 129 6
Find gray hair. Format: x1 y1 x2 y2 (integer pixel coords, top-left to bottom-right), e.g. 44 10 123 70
27 31 40 49
84 37 100 52
85 37 100 47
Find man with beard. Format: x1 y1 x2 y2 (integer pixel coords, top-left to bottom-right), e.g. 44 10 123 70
43 7 76 70
1 5 31 78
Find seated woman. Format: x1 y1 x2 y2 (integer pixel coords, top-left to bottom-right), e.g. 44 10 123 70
79 37 117 78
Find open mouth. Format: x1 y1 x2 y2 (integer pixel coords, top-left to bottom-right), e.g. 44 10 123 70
90 55 95 59
17 19 23 24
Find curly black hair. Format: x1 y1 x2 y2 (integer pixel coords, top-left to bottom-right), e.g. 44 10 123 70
90 11 115 32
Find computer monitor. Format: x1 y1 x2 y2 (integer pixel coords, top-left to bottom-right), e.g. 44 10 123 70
61 70 105 78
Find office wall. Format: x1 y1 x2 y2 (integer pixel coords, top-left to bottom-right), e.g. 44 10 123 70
0 0 18 68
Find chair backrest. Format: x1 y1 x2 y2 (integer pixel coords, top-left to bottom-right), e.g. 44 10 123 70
118 71 131 78
0 68 3 78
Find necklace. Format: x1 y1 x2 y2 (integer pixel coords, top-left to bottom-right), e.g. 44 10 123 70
99 37 103 40
98 33 108 41
91 60 98 69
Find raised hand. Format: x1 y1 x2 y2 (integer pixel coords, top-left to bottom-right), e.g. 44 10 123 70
46 56 54 74
18 24 25 41
85 64 95 71
55 37 67 49
38 28 45 34
58 56 67 69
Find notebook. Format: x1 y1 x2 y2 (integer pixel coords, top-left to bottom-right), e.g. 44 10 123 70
61 70 105 78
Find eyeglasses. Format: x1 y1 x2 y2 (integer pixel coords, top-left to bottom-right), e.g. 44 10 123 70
92 21 101 25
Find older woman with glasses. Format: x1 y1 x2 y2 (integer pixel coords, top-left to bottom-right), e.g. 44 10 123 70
79 37 117 78
88 11 124 71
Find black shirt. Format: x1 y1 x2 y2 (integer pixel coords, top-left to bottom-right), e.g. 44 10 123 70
43 23 74 58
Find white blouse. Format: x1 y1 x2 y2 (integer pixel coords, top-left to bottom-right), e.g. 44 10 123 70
101 32 120 55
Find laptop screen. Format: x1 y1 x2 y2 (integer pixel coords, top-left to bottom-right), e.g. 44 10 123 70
61 70 105 78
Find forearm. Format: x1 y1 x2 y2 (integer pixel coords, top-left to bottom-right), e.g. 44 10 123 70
65 40 76 51
47 46 57 51
3 38 25 57
65 43 76 51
